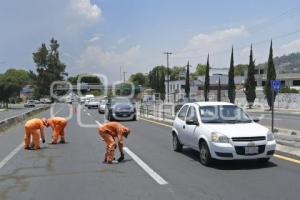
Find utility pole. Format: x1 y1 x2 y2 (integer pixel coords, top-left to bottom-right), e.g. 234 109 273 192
164 52 172 103
185 61 191 102
123 71 127 83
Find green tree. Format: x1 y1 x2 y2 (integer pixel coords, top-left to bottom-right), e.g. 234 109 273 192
129 73 146 86
0 69 30 108
170 66 186 80
234 64 248 76
68 74 101 84
195 63 206 76
32 38 66 97
185 61 190 100
264 40 277 110
204 54 210 101
244 44 256 108
148 66 166 100
228 47 236 103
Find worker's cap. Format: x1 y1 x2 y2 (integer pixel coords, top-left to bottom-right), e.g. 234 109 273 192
41 118 48 126
123 127 130 138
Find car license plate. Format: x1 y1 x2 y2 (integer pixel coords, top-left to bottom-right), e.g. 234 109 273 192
245 146 258 154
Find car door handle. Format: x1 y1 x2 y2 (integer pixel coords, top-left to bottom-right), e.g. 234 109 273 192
183 125 185 129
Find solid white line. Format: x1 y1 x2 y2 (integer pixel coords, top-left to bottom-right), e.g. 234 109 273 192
123 147 168 185
0 143 23 169
0 104 63 170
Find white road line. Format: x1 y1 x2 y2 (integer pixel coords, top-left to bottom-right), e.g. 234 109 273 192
0 105 63 170
0 144 23 169
123 147 168 185
95 120 102 126
87 113 91 116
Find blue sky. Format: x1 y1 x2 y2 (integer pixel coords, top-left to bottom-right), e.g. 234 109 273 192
1 0 300 82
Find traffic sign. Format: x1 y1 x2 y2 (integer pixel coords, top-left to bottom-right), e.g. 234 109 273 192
271 80 281 91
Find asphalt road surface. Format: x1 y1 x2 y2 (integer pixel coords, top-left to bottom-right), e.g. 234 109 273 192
248 112 300 131
0 103 300 200
0 105 46 121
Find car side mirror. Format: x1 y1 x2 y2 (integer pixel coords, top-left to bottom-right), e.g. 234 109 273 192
186 119 199 126
253 118 260 122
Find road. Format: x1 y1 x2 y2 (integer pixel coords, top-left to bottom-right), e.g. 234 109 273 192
248 112 300 131
0 103 300 200
0 105 46 121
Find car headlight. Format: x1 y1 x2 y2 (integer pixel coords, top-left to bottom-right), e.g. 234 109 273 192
211 132 229 143
267 131 275 141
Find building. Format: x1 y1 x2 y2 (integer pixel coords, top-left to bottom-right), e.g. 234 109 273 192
249 65 300 89
165 74 244 102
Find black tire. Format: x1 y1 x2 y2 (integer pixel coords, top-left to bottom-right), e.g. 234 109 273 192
258 158 270 163
199 141 212 166
132 114 137 121
172 134 183 152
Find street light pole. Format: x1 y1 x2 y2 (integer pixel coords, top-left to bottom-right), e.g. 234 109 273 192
217 76 221 102
164 52 172 102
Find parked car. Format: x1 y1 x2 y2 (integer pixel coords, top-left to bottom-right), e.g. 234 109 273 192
98 99 107 114
86 98 99 109
24 100 36 108
106 97 136 121
172 102 276 166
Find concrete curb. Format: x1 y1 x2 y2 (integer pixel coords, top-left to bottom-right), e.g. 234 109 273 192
0 106 50 132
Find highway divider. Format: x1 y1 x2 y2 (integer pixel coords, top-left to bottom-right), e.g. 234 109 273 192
0 106 50 132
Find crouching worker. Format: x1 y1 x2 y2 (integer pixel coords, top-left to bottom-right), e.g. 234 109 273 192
98 122 130 164
47 117 68 144
24 118 47 150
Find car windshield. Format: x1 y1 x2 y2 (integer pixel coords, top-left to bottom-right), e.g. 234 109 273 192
199 105 252 123
111 98 131 105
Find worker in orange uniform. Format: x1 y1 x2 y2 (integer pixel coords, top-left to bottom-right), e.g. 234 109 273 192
24 118 47 150
47 117 68 144
98 122 130 164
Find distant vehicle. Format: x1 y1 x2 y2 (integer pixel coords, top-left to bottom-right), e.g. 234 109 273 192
106 97 136 121
24 100 36 108
172 102 276 166
98 99 107 114
40 98 52 104
84 95 95 106
86 98 99 109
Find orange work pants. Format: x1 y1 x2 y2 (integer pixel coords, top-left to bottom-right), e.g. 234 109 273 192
99 131 115 162
24 127 40 150
52 123 66 144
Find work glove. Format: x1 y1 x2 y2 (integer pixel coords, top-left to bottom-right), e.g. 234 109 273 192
42 139 46 144
117 152 124 162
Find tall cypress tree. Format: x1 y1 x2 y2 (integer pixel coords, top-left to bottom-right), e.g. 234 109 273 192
244 44 256 108
228 46 236 103
204 54 210 101
264 40 277 110
185 61 190 101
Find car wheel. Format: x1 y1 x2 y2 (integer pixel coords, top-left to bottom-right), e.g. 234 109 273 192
172 134 183 152
258 158 270 163
199 141 212 166
132 114 137 121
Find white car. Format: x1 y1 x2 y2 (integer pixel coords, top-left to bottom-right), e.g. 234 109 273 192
172 102 276 166
86 98 99 109
98 99 107 114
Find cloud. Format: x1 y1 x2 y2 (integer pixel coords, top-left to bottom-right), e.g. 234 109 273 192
70 0 102 22
75 45 142 82
175 26 249 68
183 26 248 53
117 36 130 45
281 39 300 54
88 33 102 42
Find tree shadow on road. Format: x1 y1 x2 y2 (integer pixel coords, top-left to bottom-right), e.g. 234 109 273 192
181 148 278 170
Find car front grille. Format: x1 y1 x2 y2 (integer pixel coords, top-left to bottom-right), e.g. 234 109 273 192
232 136 266 142
235 145 265 155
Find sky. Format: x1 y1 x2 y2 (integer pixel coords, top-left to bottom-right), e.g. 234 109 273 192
1 0 300 83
